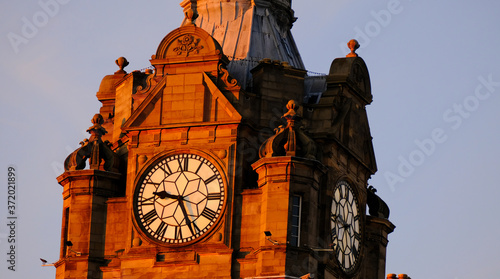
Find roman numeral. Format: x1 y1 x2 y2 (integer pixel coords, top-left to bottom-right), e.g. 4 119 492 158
159 164 171 176
177 157 189 172
354 231 361 240
155 222 167 238
352 246 359 259
140 196 155 206
201 207 216 220
207 193 221 200
194 161 203 174
175 226 182 240
146 179 160 186
142 209 157 225
204 174 217 185
192 222 201 234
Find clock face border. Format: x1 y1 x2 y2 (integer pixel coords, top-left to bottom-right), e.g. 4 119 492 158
330 180 362 274
132 151 227 246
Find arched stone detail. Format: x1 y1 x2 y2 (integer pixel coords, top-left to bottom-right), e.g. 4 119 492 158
153 25 224 61
329 57 372 104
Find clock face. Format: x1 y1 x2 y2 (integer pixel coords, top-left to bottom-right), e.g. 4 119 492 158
133 153 225 244
330 181 361 273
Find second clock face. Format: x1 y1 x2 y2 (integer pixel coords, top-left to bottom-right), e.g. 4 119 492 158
133 153 225 245
330 181 361 273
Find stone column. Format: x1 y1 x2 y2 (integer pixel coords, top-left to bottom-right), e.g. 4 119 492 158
55 169 121 279
362 216 395 279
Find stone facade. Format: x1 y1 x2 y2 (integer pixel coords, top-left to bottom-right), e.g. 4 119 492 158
55 1 394 278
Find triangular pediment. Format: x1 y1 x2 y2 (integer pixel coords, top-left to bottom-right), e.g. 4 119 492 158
122 72 242 131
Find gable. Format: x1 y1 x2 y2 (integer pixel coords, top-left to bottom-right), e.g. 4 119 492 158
122 72 242 131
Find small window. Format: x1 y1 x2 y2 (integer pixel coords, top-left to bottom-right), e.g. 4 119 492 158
290 195 302 247
62 207 69 257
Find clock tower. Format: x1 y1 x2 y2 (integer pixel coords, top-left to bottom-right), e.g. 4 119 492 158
55 1 394 278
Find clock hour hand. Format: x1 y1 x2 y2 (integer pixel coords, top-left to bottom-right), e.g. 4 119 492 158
153 191 179 200
332 215 349 228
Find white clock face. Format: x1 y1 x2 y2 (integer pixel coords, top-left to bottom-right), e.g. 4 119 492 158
133 153 225 244
330 181 361 273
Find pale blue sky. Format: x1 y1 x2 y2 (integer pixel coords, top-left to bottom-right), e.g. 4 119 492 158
1 1 500 278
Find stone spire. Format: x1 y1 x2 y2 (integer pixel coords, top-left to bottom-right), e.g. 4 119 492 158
179 0 304 89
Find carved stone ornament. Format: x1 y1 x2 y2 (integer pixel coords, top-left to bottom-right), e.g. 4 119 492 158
173 35 204 56
259 100 317 160
64 114 119 172
346 39 360 58
135 70 155 94
367 186 390 219
183 7 198 26
115 56 129 74
218 63 239 89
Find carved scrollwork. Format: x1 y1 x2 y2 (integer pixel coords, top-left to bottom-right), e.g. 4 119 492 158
218 63 239 89
136 70 155 94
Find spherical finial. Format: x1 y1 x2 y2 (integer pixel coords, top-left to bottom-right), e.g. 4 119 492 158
346 39 360 57
115 57 129 74
184 8 198 26
91 114 104 125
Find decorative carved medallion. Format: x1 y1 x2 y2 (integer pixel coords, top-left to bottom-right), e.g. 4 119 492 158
173 35 204 56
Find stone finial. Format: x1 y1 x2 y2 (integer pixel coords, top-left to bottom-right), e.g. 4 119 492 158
283 99 300 121
63 114 119 172
184 8 198 26
259 100 317 159
87 114 107 142
115 57 129 74
346 39 360 58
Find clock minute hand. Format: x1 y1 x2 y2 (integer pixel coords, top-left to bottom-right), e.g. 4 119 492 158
153 191 179 199
178 199 196 236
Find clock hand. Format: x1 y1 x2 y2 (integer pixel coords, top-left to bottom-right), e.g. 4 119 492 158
153 191 179 199
177 199 196 236
333 215 350 227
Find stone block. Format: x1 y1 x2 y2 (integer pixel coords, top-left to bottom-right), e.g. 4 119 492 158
167 75 184 86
